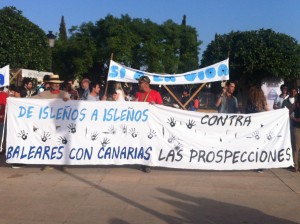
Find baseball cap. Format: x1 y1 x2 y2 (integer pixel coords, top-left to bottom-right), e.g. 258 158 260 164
137 76 150 84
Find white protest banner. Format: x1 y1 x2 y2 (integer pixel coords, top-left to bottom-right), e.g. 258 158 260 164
0 65 10 87
6 98 293 170
107 59 229 85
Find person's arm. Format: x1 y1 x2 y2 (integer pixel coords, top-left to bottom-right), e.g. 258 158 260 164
264 104 270 111
62 91 70 102
215 94 224 107
273 96 279 109
216 87 227 107
155 92 163 105
289 103 296 115
234 97 240 113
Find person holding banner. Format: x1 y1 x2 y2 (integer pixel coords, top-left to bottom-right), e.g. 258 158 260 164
135 75 163 173
273 84 289 109
289 95 300 172
114 82 125 101
245 85 270 173
87 82 107 101
281 87 297 110
135 76 163 105
31 74 69 171
0 87 8 154
81 78 91 100
216 81 239 113
32 74 69 100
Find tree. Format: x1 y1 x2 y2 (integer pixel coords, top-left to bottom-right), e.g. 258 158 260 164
52 14 202 87
59 16 68 42
0 6 51 70
52 22 96 82
178 15 201 73
201 29 300 87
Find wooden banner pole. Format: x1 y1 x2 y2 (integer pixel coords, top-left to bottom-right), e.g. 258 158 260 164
104 53 114 96
183 83 207 108
163 85 187 110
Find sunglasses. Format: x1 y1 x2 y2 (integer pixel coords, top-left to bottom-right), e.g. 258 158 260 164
138 82 145 84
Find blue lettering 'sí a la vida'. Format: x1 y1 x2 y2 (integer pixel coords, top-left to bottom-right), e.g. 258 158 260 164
109 65 126 79
153 75 176 83
18 106 34 118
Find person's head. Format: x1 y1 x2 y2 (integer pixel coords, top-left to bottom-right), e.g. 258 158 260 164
280 84 288 93
14 87 22 98
226 81 236 94
115 82 123 90
45 82 51 90
42 75 50 90
67 80 74 89
81 78 91 90
43 75 50 83
248 86 266 111
182 89 189 97
137 76 150 91
90 82 100 95
48 74 63 91
24 79 33 90
289 87 297 98
112 91 118 101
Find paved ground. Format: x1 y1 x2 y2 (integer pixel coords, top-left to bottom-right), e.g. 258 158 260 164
0 155 299 224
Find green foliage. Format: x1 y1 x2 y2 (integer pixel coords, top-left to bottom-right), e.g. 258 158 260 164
52 22 96 81
52 14 201 82
0 6 51 70
59 16 68 42
201 29 300 86
179 16 201 73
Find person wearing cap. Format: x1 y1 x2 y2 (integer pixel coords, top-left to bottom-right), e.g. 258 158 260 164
135 76 163 105
135 75 163 173
81 78 91 100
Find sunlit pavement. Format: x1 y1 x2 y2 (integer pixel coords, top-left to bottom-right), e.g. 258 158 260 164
0 156 300 224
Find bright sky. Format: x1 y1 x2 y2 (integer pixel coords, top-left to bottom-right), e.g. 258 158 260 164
1 0 300 58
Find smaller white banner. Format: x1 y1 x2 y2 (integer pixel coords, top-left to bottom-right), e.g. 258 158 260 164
0 65 10 87
107 59 229 85
21 69 53 82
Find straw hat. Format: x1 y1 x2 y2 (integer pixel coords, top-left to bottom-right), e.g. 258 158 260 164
48 74 63 84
